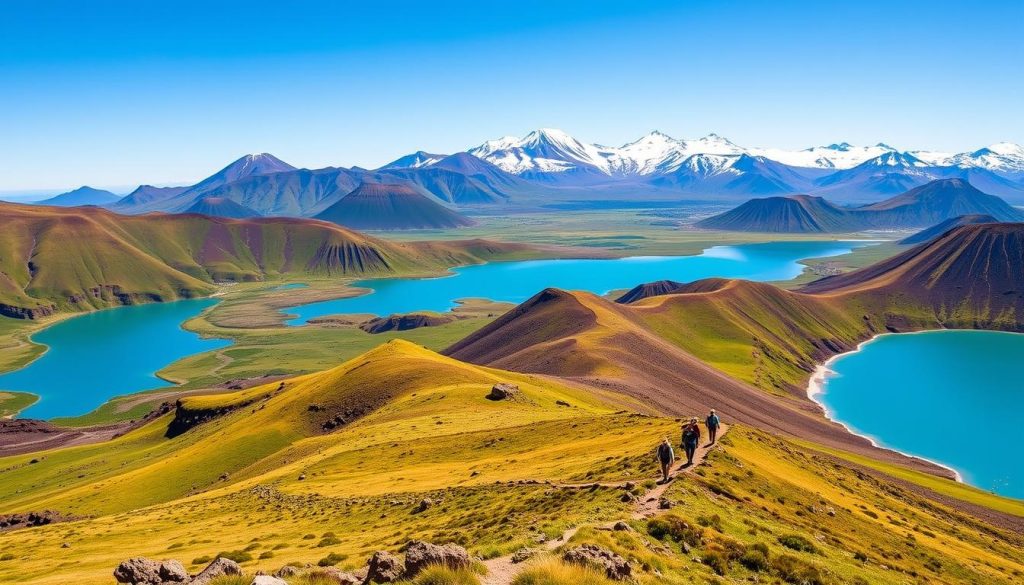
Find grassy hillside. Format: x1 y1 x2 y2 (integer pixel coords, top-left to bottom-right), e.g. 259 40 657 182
0 203 544 318
0 343 1019 584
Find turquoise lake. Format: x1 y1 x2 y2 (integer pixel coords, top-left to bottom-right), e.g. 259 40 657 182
0 240 868 420
0 299 230 420
813 330 1024 499
283 240 871 324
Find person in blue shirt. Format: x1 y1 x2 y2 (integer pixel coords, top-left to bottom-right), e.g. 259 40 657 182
706 409 721 445
681 418 701 465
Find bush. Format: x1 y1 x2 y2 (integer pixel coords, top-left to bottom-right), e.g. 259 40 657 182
511 558 615 585
259 551 274 559
739 550 769 572
317 536 342 547
646 514 703 547
206 577 249 585
748 542 770 556
317 552 347 567
772 554 827 585
191 555 212 565
0 554 14 561
701 550 729 576
777 534 818 554
214 550 253 563
412 565 482 585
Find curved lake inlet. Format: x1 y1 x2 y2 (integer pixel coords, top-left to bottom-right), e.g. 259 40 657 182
810 330 1024 499
283 240 873 324
0 299 230 420
0 241 870 420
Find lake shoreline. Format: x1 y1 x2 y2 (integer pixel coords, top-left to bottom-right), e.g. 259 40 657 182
807 329 979 486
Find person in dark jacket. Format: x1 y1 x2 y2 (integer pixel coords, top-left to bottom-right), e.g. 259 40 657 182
706 409 721 444
681 417 701 465
656 438 675 483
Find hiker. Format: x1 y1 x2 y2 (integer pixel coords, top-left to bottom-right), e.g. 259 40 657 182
656 438 675 483
706 409 721 445
681 417 701 465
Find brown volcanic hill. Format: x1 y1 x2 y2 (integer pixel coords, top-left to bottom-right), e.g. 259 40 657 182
857 178 1024 226
898 214 998 245
444 285 939 471
0 203 528 318
314 183 475 230
615 280 685 303
801 223 1024 327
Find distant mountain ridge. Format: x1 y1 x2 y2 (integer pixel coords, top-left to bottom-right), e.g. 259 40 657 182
41 130 1024 219
36 186 120 207
697 179 1024 232
313 183 474 230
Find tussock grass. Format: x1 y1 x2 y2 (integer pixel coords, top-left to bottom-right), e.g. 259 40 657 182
511 558 614 585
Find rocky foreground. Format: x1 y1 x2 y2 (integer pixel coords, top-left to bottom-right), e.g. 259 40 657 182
114 538 632 585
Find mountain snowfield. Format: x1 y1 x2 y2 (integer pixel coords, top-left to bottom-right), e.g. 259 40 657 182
465 128 1024 177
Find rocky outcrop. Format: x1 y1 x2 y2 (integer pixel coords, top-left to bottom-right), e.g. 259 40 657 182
0 302 56 320
113 558 188 584
360 313 456 334
403 540 471 577
165 397 258 438
364 551 404 583
486 382 520 401
192 557 242 584
562 545 633 581
0 510 68 532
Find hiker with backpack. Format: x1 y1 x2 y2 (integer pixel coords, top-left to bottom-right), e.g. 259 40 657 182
706 409 721 445
656 438 675 483
681 418 701 466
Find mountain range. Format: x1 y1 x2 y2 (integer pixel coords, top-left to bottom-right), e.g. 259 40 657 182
697 179 1024 232
30 131 1024 222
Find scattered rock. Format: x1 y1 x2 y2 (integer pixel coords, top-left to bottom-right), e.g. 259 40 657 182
192 557 242 584
612 521 632 532
365 551 403 583
555 400 571 407
274 566 300 578
251 576 287 585
413 498 433 513
158 560 188 583
619 493 634 503
658 498 672 509
487 383 520 401
404 540 470 577
113 558 162 584
511 548 535 564
563 545 632 581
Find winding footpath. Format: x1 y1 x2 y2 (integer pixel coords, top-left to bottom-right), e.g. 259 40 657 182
481 425 728 585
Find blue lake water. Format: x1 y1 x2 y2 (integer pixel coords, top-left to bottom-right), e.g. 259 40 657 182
812 330 1024 499
0 299 230 420
284 240 872 324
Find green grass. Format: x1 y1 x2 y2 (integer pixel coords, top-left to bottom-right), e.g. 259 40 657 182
0 391 37 418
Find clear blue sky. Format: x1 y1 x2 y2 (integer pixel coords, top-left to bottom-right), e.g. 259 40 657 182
2 0 1022 192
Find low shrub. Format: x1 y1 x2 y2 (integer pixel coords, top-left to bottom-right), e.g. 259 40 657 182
646 514 703 547
739 550 769 572
317 536 342 548
191 555 212 565
317 552 347 567
701 550 728 576
777 534 818 554
214 550 253 563
772 554 827 585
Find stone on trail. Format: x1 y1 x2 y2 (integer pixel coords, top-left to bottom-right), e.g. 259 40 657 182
365 550 404 583
612 521 632 531
486 382 520 401
563 544 633 581
192 557 242 584
404 540 471 577
251 576 287 585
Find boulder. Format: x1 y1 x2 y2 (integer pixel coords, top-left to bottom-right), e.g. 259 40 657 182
251 577 287 585
612 521 632 532
192 557 242 584
113 558 162 584
486 383 520 401
365 551 404 583
413 498 433 513
313 568 363 584
563 545 632 581
511 548 535 564
404 540 471 577
158 560 189 582
273 566 301 578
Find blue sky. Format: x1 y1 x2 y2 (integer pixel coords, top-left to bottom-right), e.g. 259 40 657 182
1 0 1022 192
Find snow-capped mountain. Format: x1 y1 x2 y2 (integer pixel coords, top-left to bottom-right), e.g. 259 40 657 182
465 129 947 178
943 143 1024 176
380 151 447 170
749 143 897 170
